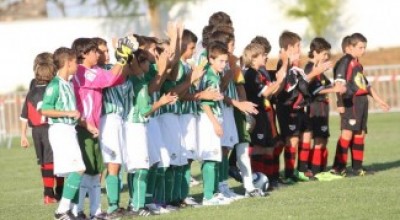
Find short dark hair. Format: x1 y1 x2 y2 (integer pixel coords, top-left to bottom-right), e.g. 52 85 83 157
212 25 234 35
350 33 367 46
308 37 331 58
92 37 107 46
181 29 198 54
71 38 98 64
207 41 228 61
279 30 301 50
251 36 271 54
341 35 352 53
209 30 234 48
208 11 232 27
53 47 76 70
201 25 214 48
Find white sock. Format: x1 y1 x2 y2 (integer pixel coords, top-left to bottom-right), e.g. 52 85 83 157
236 143 255 191
57 198 71 214
77 174 90 214
88 174 102 216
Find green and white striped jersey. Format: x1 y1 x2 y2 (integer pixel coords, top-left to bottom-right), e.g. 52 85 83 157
102 79 134 118
179 61 198 114
199 66 223 118
41 75 78 125
145 64 162 117
125 75 152 124
196 50 208 66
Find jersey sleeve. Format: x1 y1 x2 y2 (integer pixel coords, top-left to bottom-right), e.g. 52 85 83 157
41 82 60 111
20 95 28 121
244 68 267 98
76 66 124 89
334 55 352 84
199 75 215 107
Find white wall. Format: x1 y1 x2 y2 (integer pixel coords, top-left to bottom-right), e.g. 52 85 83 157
0 0 399 93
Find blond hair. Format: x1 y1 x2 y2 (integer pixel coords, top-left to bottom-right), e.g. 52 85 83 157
242 43 264 67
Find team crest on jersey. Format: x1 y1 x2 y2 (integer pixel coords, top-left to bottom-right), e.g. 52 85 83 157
170 153 177 160
257 134 264 140
289 124 296 131
349 119 356 126
84 71 96 82
46 87 53 96
321 126 328 132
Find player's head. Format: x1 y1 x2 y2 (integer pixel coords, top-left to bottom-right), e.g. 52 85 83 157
53 47 78 75
212 25 234 35
207 41 229 73
341 35 352 54
349 33 367 58
140 36 159 63
308 37 331 62
209 30 235 54
34 63 55 85
242 43 266 69
127 49 149 76
251 36 271 65
201 25 214 48
181 29 198 59
208 11 232 27
279 30 301 54
71 38 99 66
33 52 53 71
92 37 110 66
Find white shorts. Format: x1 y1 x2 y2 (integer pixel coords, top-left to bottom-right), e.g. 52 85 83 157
180 114 198 160
197 113 222 162
221 107 239 148
48 123 85 177
99 114 125 164
146 117 163 167
158 113 188 166
124 122 150 172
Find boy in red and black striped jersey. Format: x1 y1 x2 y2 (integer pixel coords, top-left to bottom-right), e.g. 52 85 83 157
20 53 64 204
332 33 390 176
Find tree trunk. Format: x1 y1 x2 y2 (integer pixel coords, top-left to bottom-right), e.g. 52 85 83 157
147 0 162 37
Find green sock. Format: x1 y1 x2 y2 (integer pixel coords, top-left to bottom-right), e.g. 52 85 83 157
223 154 229 181
181 164 190 199
155 167 167 205
106 174 119 213
215 162 220 193
127 172 134 205
202 161 217 200
165 166 175 204
132 169 149 210
172 166 183 202
62 172 82 200
145 166 157 204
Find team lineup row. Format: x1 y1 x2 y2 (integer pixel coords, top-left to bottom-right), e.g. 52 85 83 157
20 11 390 220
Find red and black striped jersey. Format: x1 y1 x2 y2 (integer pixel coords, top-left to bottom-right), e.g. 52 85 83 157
20 81 48 127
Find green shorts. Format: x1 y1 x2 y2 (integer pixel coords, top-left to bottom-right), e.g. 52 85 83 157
76 126 105 175
233 108 251 144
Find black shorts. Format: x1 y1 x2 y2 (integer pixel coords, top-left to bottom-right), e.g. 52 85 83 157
32 125 53 165
308 101 330 138
276 104 310 139
341 95 368 132
250 110 274 148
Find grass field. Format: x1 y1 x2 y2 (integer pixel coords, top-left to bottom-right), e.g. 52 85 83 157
1 113 400 220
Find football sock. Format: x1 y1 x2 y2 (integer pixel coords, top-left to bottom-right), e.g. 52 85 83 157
263 154 274 179
284 146 296 178
127 172 134 203
236 143 255 191
55 177 64 197
219 154 229 182
202 161 217 200
310 148 322 174
181 164 190 199
132 169 148 210
77 174 89 213
154 167 167 205
333 137 351 170
298 142 311 172
272 145 284 180
172 166 183 203
88 174 101 216
321 148 328 172
229 147 237 167
42 163 55 197
57 172 81 213
145 166 157 204
250 154 264 174
351 136 365 171
106 174 119 213
165 166 175 204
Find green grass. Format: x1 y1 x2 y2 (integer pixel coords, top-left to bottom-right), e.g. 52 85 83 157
1 113 400 219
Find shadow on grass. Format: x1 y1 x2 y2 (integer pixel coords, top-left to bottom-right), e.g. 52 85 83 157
364 160 400 172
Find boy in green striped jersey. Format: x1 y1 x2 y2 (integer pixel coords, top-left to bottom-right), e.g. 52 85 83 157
124 49 177 216
41 47 84 220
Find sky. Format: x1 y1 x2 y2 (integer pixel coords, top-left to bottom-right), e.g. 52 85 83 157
0 0 399 93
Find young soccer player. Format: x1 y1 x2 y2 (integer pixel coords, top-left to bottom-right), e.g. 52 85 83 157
71 36 137 219
124 49 177 216
40 47 84 220
304 37 346 175
20 53 63 204
331 33 390 176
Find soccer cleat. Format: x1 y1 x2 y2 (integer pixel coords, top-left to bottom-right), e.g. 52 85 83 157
202 194 231 206
330 168 347 177
219 182 244 201
54 211 77 220
44 196 58 205
164 204 179 212
280 177 296 185
145 203 170 215
245 188 266 198
125 206 152 217
95 208 125 220
294 170 310 182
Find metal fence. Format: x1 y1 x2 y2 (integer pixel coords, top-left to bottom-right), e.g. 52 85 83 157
1 65 400 148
